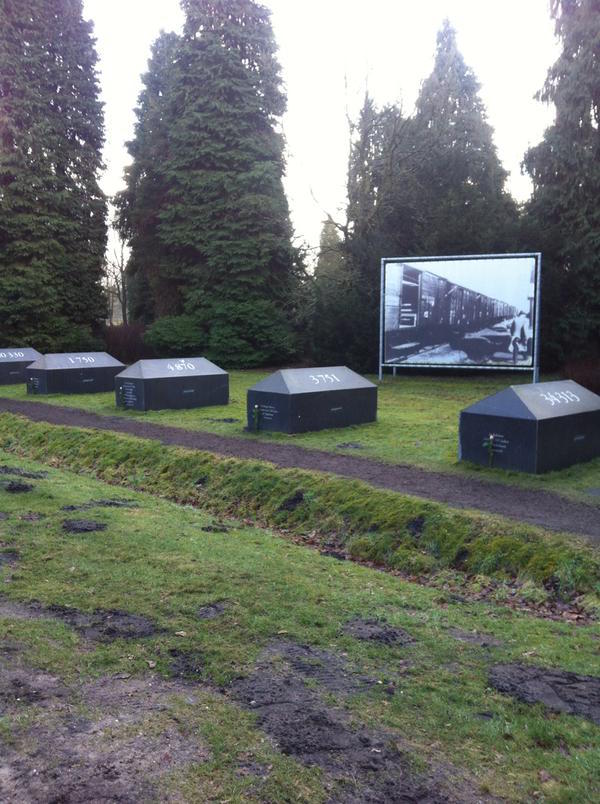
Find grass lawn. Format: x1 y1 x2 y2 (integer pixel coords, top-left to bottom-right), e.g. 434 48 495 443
2 371 600 505
1 452 599 801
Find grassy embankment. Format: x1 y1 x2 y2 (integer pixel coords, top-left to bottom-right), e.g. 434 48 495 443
1 413 599 608
2 371 599 505
0 450 599 801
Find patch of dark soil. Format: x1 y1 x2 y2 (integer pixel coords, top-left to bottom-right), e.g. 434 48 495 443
3 396 600 542
447 628 502 648
0 598 158 642
62 498 138 512
336 442 364 450
407 515 426 537
168 648 205 679
46 605 158 642
62 519 107 533
92 498 139 508
475 711 497 721
0 663 68 715
343 619 415 647
260 640 376 697
201 523 232 533
196 600 228 620
19 511 44 521
3 480 34 493
0 465 48 479
0 671 209 803
0 550 19 566
229 640 474 803
490 664 600 724
0 512 8 520
205 417 240 423
278 490 305 512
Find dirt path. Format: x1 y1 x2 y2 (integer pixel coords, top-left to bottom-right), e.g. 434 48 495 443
2 397 600 543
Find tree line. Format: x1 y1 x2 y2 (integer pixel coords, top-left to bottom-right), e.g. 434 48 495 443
0 0 598 371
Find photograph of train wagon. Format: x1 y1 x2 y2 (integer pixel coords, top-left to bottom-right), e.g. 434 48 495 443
382 255 538 368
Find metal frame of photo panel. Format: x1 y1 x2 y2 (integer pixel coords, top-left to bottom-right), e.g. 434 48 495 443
378 253 541 381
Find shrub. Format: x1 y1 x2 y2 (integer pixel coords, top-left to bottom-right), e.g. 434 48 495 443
144 315 205 357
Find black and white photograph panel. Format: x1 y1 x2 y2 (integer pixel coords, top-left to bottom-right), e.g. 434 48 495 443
383 255 538 368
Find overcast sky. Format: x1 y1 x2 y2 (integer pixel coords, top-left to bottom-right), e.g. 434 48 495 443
83 0 559 255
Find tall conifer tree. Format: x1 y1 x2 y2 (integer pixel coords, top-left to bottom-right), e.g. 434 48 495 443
523 0 600 364
116 32 180 324
414 20 517 254
0 0 107 348
120 0 301 366
341 96 425 369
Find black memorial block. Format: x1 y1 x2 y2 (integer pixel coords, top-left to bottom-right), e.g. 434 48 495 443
115 357 229 411
247 366 377 434
0 348 42 385
459 380 600 473
27 352 125 395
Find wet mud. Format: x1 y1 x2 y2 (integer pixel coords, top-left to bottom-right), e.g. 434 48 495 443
343 619 415 646
0 653 209 804
228 640 481 803
3 480 34 493
0 465 48 479
196 600 229 620
62 519 108 533
490 663 600 724
0 598 158 642
62 498 139 511
168 648 205 679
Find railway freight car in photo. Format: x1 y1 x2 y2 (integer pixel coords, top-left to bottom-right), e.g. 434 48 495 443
381 255 539 369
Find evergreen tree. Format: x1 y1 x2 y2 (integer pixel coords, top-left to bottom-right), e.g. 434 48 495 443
0 0 107 349
523 0 600 365
414 20 517 255
338 95 427 370
329 23 518 371
115 32 180 324
119 0 302 366
312 219 349 363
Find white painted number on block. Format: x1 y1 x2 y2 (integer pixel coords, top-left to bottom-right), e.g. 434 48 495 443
309 373 341 385
539 390 580 406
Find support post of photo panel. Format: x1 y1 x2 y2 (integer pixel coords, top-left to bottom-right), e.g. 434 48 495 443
379 253 541 379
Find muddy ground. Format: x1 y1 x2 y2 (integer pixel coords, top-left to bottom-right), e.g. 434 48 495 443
0 649 209 803
227 639 490 803
0 598 495 803
0 598 158 642
1 397 600 541
490 663 600 725
1 594 599 801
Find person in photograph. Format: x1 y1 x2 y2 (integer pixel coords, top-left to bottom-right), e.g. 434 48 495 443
509 311 531 364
